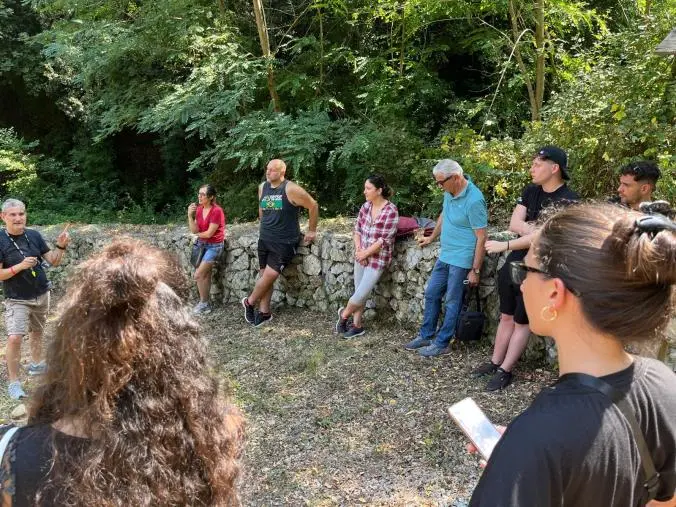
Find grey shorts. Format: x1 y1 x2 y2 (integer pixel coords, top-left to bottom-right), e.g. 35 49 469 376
4 291 50 336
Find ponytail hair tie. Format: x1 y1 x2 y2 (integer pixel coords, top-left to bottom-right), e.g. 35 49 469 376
635 215 676 236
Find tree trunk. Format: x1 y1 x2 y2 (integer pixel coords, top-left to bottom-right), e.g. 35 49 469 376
252 0 281 112
399 1 406 76
318 8 324 90
534 0 545 121
645 0 652 16
508 0 538 121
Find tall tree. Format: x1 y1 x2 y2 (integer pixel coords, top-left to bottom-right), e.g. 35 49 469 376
252 0 281 111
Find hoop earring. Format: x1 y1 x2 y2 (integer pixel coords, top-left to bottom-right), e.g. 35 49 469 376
540 305 558 322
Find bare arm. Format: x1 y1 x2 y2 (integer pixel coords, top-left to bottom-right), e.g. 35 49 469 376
197 222 219 239
42 225 70 266
258 183 264 221
508 204 533 236
187 203 198 233
43 248 65 266
418 213 442 247
287 182 319 242
467 228 487 286
0 258 38 280
486 230 536 254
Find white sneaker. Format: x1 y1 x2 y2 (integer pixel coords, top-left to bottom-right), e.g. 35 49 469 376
8 381 26 400
193 302 212 315
27 361 47 376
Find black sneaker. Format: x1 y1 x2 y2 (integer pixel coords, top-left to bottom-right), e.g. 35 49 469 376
254 311 273 327
242 297 255 324
343 326 365 339
471 360 499 378
485 368 513 392
335 306 349 334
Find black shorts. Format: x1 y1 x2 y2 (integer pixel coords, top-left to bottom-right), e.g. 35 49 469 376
498 261 529 325
258 239 297 273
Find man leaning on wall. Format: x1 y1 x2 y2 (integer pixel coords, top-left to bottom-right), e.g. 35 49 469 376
404 159 488 357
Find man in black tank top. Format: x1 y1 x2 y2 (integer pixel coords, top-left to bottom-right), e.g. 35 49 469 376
242 159 319 327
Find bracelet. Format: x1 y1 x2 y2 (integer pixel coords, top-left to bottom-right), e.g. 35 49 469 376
9 266 16 275
507 240 510 251
55 244 66 250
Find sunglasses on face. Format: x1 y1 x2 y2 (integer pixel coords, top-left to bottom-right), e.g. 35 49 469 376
509 261 581 297
435 175 454 187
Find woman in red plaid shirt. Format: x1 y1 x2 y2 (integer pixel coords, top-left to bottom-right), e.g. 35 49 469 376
335 174 399 338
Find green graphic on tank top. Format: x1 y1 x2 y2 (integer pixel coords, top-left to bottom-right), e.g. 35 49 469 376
261 194 283 210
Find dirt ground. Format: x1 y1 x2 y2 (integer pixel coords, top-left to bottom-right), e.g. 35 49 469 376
0 302 556 506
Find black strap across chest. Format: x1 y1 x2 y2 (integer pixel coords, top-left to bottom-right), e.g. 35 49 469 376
558 372 660 502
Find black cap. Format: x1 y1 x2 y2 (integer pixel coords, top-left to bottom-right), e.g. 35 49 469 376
536 145 569 180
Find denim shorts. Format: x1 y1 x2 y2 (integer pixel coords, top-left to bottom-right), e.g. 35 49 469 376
195 241 224 263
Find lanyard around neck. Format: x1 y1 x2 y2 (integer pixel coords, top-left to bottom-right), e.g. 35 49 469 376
4 230 37 277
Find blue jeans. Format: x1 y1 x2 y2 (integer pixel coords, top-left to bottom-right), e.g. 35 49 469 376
195 241 224 263
419 260 469 347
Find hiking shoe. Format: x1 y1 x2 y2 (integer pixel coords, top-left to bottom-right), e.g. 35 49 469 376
193 302 212 315
254 311 273 327
242 297 255 324
27 361 47 376
418 343 451 357
8 381 26 400
335 306 349 334
343 326 365 339
404 336 431 351
485 368 513 391
471 361 499 378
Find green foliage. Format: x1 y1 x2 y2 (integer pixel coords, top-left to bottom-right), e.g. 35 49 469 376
0 0 674 224
443 17 675 218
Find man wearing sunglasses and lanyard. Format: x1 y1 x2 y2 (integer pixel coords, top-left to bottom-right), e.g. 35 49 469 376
472 146 579 391
0 199 70 400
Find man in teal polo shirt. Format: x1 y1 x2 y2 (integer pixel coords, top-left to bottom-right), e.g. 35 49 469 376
404 159 488 357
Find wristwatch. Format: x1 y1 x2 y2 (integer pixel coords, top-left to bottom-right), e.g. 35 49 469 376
472 268 480 275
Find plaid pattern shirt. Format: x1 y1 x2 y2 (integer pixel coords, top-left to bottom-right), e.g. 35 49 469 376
354 201 399 270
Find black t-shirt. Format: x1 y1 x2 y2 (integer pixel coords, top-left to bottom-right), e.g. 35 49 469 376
1 423 87 506
507 183 579 262
469 357 676 507
0 229 51 299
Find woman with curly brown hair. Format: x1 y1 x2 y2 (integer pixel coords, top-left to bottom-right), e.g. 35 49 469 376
0 240 244 506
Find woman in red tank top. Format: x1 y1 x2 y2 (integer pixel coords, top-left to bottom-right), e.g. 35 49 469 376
187 184 226 315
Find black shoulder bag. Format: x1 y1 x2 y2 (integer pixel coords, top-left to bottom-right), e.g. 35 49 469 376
559 372 660 503
455 284 486 342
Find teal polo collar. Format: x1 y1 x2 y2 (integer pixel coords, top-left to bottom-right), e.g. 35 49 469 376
448 175 473 200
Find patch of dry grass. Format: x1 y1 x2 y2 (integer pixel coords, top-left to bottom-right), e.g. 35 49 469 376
0 302 555 505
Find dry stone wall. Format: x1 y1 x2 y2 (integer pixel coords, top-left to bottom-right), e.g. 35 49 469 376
32 223 675 370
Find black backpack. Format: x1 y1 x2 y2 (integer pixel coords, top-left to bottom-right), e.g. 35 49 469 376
455 285 486 342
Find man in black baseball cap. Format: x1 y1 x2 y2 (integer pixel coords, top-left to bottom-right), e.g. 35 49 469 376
535 145 570 180
473 144 579 392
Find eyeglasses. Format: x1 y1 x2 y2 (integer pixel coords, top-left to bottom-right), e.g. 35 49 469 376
435 175 454 187
509 261 581 297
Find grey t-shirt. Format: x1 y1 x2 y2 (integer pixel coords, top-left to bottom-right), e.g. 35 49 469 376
470 356 676 506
